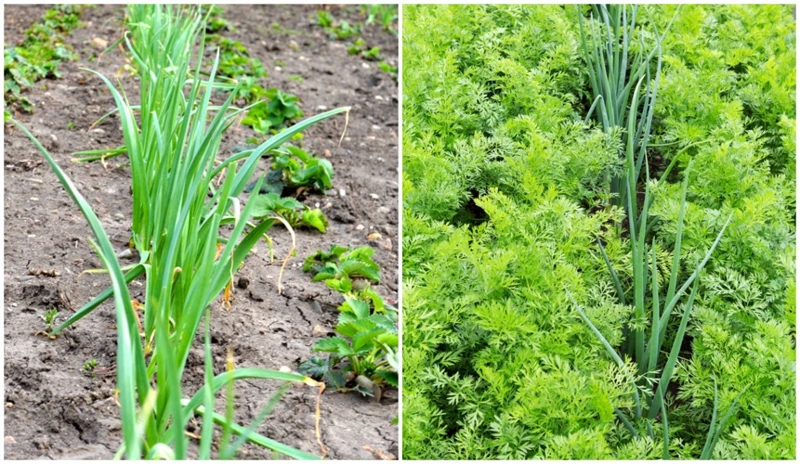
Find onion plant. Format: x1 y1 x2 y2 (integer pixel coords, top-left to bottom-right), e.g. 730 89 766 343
571 4 745 459
13 117 327 459
577 4 675 207
70 5 205 165
51 5 347 337
567 155 734 457
13 5 348 459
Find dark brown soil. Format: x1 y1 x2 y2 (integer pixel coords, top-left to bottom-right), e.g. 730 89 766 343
4 4 398 460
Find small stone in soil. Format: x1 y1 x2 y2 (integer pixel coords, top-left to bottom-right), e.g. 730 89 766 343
249 289 265 302
34 436 50 450
382 238 393 251
377 206 390 214
339 188 347 197
312 325 326 336
331 209 356 224
369 193 380 200
116 249 133 260
356 224 365 231
92 37 108 49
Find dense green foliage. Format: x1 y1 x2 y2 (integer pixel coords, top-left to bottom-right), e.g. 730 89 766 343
402 4 795 459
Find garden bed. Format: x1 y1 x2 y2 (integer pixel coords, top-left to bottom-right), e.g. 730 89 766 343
4 4 398 459
402 4 794 460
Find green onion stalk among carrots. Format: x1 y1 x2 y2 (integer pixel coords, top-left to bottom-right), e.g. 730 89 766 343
569 5 745 459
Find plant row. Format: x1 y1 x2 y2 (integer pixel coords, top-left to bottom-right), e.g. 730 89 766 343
11 5 349 459
4 5 83 119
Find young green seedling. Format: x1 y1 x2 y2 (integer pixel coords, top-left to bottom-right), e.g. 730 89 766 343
83 359 98 377
362 4 398 32
40 308 58 332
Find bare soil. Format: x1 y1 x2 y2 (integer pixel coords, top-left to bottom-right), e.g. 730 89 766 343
4 4 398 460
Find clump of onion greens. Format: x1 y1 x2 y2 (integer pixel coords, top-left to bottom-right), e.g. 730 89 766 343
571 4 744 459
12 5 347 459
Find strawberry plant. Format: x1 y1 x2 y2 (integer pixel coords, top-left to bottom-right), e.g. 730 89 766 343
251 193 329 233
199 7 306 139
269 144 333 191
242 88 304 135
316 10 334 28
301 245 397 397
303 295 398 395
200 5 232 33
303 245 381 294
214 37 267 82
239 143 334 196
